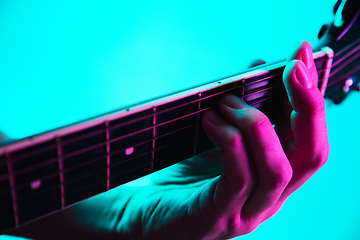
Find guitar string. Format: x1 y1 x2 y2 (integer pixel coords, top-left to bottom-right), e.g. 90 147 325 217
334 37 360 62
11 141 199 206
330 48 360 78
3 98 283 192
1 52 332 164
331 35 360 67
0 45 349 164
0 55 330 189
0 47 355 224
6 126 200 196
9 121 200 184
5 92 281 188
0 68 323 185
326 35 360 81
8 96 280 189
5 71 285 163
0 60 332 211
327 64 360 88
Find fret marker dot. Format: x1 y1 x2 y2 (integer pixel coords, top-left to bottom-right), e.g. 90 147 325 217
30 180 41 190
125 147 134 155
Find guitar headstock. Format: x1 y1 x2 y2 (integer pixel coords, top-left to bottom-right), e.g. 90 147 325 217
317 0 360 104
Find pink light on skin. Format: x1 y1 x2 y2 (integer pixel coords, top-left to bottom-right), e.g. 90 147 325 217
30 179 41 190
125 147 134 155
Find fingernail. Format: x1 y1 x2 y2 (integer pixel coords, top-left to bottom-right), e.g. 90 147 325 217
295 62 314 89
223 94 248 109
302 45 313 69
205 110 223 125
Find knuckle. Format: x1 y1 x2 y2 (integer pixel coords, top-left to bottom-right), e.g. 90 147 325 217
242 219 260 235
240 178 257 193
227 131 245 149
266 162 293 189
248 110 272 132
309 146 329 171
302 141 329 172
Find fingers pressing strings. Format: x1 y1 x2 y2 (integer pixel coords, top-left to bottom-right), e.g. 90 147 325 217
218 95 292 220
275 41 319 144
202 109 256 214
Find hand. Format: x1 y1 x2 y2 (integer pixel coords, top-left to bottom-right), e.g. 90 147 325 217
7 41 329 240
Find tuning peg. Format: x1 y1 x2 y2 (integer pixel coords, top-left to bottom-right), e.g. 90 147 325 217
342 77 353 92
318 24 329 39
333 0 342 15
342 77 360 92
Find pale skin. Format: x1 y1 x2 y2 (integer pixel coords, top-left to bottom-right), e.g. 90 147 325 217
7 41 329 239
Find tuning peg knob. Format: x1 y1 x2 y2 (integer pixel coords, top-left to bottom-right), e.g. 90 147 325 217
318 24 329 39
334 0 342 15
342 77 360 92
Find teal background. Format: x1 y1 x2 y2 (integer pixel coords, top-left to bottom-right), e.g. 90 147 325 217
1 0 360 239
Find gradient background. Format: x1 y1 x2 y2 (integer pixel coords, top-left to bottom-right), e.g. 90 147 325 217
1 0 359 239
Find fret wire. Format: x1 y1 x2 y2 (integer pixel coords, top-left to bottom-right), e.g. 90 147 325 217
241 78 245 100
10 80 287 177
13 120 200 188
11 89 288 189
56 136 65 209
6 57 328 164
330 48 360 78
105 121 110 191
10 94 267 186
0 53 333 230
110 125 200 170
10 80 287 179
4 61 326 171
192 92 201 156
10 120 198 179
150 107 156 173
5 70 289 163
105 72 284 131
9 69 282 162
6 152 19 227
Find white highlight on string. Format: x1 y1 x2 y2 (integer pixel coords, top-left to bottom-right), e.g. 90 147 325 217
30 179 41 190
125 147 134 155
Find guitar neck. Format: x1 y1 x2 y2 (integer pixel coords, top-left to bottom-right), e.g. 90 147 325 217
0 48 333 233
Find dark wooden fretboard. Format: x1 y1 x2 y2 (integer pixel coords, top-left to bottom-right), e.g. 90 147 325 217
0 48 333 233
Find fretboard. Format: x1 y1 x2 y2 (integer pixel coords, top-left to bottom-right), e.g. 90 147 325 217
0 48 333 233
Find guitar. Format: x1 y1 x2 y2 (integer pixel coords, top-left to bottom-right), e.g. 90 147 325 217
1 0 359 234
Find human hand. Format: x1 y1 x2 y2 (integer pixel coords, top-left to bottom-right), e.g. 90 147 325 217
7 41 328 240
105 41 328 240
